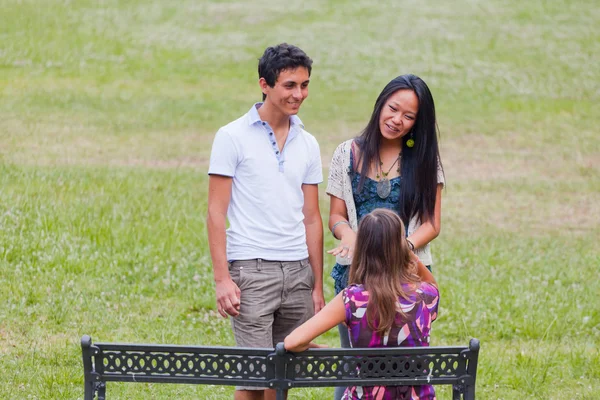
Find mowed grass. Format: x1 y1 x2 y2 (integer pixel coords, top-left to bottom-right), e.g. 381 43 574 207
1 0 599 399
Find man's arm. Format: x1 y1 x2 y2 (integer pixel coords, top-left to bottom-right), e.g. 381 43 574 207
207 174 240 318
302 183 325 314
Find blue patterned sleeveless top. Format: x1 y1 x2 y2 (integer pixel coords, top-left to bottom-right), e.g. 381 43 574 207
330 149 402 294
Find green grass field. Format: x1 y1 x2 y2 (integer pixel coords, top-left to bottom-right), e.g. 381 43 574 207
1 0 599 398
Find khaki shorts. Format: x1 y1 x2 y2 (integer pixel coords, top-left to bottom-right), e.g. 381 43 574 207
228 258 314 391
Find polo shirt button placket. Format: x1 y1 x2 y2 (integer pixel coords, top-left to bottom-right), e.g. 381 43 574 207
263 123 282 170
275 144 282 171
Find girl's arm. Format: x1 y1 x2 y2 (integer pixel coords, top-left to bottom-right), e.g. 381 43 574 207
407 183 443 249
284 291 346 352
416 258 437 287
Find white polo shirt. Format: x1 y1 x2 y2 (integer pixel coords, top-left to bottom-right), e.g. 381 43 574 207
208 103 323 261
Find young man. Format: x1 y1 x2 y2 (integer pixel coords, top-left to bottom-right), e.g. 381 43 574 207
207 43 324 400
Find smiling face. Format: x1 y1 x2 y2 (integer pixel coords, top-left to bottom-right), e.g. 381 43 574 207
379 89 419 142
260 67 310 117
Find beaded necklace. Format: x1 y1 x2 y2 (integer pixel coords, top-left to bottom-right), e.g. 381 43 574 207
375 153 401 199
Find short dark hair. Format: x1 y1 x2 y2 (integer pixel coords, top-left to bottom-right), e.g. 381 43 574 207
258 43 313 100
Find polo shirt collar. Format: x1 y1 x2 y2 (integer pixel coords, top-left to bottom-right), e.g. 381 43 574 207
247 103 304 131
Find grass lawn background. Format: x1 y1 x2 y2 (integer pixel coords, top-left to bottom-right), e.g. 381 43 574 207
1 0 599 398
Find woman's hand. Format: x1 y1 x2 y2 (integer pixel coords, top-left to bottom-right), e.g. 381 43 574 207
327 230 357 259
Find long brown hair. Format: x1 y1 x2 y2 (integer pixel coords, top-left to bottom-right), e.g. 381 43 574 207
348 208 420 334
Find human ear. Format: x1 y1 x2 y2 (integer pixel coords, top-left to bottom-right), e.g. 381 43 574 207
258 77 269 96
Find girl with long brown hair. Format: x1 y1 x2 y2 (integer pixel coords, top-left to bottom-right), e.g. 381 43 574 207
285 209 439 399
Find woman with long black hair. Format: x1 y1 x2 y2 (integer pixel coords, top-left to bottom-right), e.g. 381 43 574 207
325 74 445 399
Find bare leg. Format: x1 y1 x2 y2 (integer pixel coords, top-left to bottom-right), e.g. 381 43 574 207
334 323 351 400
234 390 264 400
264 388 286 400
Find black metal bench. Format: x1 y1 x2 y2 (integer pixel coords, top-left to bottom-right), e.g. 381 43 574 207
81 335 480 399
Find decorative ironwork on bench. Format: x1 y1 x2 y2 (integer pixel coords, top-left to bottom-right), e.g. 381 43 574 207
288 348 468 382
101 348 270 380
81 335 480 400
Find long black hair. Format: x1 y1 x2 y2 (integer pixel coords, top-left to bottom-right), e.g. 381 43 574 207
355 74 443 225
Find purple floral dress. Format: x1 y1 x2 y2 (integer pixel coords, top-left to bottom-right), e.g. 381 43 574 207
342 283 440 400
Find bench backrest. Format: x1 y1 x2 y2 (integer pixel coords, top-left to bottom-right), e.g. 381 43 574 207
81 335 479 399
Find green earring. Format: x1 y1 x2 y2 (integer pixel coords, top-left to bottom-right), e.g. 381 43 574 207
406 132 415 148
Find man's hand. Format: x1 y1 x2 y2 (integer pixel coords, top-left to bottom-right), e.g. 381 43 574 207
312 287 325 314
215 277 241 318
